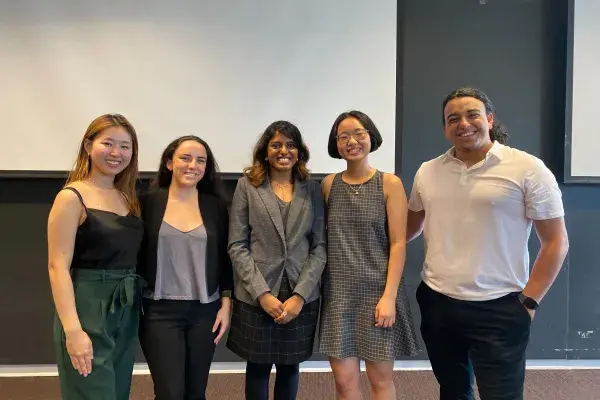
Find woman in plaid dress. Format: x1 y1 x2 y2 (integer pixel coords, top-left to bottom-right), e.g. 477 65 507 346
319 111 419 399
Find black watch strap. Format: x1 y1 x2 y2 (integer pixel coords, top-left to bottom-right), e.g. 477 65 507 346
518 292 539 310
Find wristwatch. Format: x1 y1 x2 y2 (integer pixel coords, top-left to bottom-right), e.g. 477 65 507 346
518 292 539 310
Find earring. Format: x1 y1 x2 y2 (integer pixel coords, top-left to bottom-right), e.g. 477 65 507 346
265 157 268 161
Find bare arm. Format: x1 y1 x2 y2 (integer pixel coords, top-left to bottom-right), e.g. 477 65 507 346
406 168 425 242
406 210 425 242
321 173 335 205
521 159 569 304
383 174 408 300
374 174 408 328
47 188 93 376
522 217 569 303
48 190 83 334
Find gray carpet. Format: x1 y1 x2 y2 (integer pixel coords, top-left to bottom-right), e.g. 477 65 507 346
1 370 598 399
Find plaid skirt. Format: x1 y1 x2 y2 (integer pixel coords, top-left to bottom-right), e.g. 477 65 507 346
226 273 319 365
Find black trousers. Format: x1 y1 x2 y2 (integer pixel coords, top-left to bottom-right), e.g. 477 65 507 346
139 299 220 400
416 282 531 400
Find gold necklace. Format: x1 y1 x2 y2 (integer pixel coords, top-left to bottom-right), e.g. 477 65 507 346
272 181 293 201
345 181 365 195
342 169 372 195
84 178 115 190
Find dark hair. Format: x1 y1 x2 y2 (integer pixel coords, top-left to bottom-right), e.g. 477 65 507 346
153 135 225 199
442 87 509 144
244 120 310 187
327 110 383 158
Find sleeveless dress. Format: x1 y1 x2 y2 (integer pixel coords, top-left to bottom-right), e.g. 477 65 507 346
318 171 419 361
53 187 145 400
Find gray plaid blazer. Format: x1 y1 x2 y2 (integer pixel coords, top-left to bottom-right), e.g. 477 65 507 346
227 175 327 306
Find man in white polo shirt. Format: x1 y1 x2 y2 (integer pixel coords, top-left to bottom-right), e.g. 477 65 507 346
407 87 569 400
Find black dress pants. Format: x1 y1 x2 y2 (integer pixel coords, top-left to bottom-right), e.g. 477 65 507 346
416 282 531 400
140 299 220 400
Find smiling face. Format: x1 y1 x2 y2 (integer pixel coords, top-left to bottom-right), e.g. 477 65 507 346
443 96 494 152
167 139 208 188
85 126 133 177
335 117 371 162
266 131 298 173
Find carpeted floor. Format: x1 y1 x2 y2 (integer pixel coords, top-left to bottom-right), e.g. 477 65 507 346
1 370 598 399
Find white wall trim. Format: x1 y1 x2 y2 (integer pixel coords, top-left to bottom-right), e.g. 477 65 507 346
1 360 600 377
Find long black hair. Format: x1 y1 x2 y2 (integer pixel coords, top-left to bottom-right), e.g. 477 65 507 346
153 135 225 199
442 87 509 144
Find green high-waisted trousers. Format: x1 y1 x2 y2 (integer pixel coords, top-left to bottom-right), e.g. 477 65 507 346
53 268 145 400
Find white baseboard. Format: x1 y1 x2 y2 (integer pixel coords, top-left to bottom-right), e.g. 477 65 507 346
1 360 600 377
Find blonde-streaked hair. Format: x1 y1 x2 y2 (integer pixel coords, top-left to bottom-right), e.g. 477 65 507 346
66 114 141 217
244 120 310 187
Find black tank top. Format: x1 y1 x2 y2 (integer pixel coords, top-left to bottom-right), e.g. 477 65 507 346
64 187 144 270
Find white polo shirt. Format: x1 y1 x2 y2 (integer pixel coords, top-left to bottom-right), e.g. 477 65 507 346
408 142 564 301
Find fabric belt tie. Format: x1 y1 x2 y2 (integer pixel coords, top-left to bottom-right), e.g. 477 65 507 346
109 274 147 314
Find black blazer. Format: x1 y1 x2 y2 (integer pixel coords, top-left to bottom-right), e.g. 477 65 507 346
137 188 233 297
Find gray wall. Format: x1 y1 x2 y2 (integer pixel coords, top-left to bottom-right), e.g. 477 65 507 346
1 0 598 365
400 0 600 360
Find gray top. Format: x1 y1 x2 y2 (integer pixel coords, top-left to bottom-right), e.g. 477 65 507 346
276 195 291 281
275 195 290 232
145 221 220 302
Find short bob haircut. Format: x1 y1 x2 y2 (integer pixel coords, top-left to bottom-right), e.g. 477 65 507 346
244 120 310 187
327 110 383 159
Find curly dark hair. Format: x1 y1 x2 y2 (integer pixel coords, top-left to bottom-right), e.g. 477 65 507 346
153 135 225 199
244 120 310 187
327 110 383 158
442 87 509 144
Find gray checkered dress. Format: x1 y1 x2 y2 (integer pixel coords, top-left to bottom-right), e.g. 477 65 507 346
318 171 419 361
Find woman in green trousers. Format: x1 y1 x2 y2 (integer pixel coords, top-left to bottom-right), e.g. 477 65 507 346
47 114 145 400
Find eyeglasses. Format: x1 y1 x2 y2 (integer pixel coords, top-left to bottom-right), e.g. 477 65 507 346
337 129 369 144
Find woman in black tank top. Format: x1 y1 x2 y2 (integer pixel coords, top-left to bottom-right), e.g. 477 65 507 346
47 114 144 400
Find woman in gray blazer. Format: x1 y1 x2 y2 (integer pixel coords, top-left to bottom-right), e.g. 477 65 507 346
227 120 326 400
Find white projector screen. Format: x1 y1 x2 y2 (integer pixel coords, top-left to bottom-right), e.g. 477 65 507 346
566 0 600 181
0 0 397 175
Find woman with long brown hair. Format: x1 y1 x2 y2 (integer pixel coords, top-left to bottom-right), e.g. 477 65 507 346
227 120 326 400
47 114 145 400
